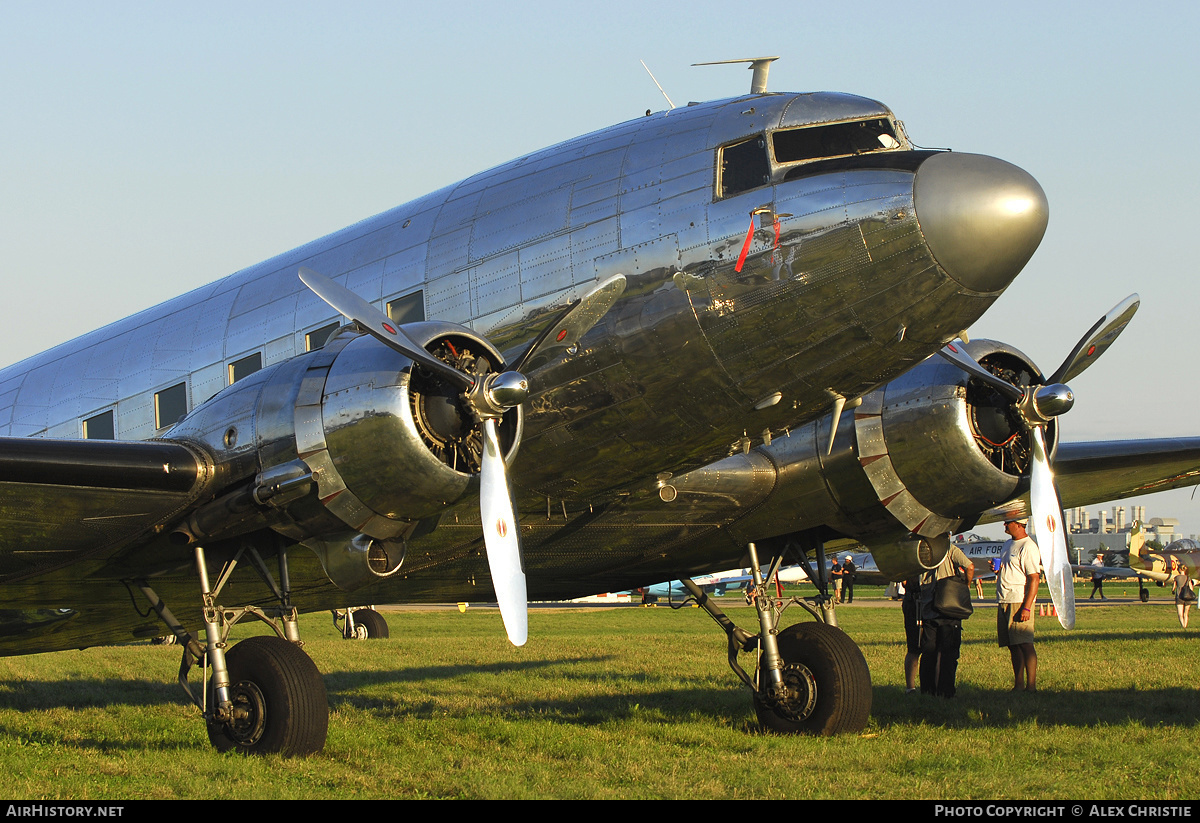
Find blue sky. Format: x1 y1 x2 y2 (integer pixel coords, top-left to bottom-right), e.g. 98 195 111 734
2 0 1198 536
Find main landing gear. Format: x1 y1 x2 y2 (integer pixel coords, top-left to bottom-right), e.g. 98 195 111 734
135 542 328 756
679 541 871 735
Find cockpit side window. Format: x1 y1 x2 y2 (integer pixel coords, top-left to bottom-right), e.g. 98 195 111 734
718 135 771 199
772 118 900 165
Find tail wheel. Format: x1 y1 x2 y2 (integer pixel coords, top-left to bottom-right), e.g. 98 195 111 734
207 635 329 756
354 608 389 639
753 621 872 735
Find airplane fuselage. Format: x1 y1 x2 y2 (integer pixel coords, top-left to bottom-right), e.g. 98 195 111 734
0 91 1050 640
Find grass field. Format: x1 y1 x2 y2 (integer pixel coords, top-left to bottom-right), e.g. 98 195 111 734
0 582 1196 799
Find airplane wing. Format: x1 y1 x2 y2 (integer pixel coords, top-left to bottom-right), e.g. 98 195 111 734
0 436 214 582
1055 439 1200 505
0 436 222 653
976 438 1200 525
1069 564 1151 581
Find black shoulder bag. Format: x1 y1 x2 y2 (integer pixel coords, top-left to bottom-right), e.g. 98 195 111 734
933 568 974 620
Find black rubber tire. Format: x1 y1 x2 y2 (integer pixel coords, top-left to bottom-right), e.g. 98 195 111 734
353 608 389 639
207 636 329 756
1140 588 1150 603
752 621 872 735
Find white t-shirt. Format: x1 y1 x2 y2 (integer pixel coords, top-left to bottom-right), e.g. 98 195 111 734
996 536 1040 604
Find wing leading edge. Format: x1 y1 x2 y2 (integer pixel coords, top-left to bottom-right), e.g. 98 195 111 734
976 437 1200 525
0 436 215 582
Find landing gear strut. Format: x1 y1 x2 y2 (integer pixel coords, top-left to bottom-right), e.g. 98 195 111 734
681 541 871 735
134 541 329 756
207 635 328 755
751 622 872 734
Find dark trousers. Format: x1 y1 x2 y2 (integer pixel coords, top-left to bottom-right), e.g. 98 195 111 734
919 619 962 697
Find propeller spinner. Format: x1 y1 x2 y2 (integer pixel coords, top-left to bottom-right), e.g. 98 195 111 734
298 267 626 645
938 294 1140 629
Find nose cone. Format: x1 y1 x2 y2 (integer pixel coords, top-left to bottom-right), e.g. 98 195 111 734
914 152 1049 293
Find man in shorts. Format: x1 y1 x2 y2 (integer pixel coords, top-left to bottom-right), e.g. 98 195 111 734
997 518 1041 692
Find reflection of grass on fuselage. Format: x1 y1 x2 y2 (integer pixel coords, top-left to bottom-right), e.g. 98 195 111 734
0 605 1192 799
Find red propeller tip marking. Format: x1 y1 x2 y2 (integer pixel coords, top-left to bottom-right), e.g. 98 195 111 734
947 343 959 353
382 322 397 335
1086 345 1096 356
556 329 568 342
495 519 508 538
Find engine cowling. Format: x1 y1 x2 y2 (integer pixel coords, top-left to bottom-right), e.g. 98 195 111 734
846 339 1051 578
668 340 1051 581
167 321 521 588
856 340 1051 527
298 324 521 536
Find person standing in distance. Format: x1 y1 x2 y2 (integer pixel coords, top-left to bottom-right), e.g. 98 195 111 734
997 518 1040 692
842 554 857 603
830 557 844 604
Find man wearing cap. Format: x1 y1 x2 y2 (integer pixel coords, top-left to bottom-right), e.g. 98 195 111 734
842 555 857 603
997 518 1041 692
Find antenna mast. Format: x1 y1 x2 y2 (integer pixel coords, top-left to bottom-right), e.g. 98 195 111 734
640 60 675 109
692 56 780 94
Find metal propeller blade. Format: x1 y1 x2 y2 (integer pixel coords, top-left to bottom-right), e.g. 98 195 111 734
512 274 627 374
298 267 474 390
479 418 527 646
937 341 1024 402
298 268 627 647
1046 293 1139 386
1028 427 1074 629
299 267 527 644
936 297 1142 630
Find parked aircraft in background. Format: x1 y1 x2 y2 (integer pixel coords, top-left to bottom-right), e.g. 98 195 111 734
818 543 1000 590
4 60 1200 754
638 565 809 601
1073 521 1200 602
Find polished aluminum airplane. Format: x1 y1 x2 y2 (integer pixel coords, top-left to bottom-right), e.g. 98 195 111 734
3 60 1199 755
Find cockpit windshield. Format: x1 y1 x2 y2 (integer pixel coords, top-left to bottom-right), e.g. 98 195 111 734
772 118 900 164
717 116 904 199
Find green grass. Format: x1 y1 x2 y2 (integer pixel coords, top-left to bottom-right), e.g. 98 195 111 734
0 590 1195 799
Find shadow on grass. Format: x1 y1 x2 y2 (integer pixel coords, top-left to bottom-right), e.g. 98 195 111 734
1 657 1194 741
0 721 200 753
0 676 181 710
323 654 756 727
872 684 1200 730
332 681 752 728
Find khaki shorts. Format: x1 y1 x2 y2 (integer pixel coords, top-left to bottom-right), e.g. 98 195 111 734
997 602 1035 647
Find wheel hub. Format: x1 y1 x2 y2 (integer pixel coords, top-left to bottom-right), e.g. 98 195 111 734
770 662 818 722
224 680 267 747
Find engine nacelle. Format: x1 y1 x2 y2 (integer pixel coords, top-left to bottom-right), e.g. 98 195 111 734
684 340 1049 581
852 338 1053 533
168 322 520 589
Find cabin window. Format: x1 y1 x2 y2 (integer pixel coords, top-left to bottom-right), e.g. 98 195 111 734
228 352 262 384
305 322 339 351
154 383 188 429
719 136 771 198
83 410 114 440
387 290 425 325
772 118 900 165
